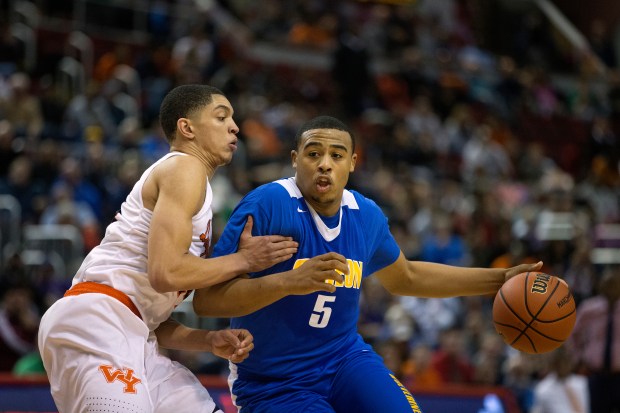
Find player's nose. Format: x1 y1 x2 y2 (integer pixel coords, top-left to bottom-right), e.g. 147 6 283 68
318 155 332 171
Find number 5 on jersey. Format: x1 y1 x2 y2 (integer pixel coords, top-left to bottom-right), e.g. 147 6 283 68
309 295 336 328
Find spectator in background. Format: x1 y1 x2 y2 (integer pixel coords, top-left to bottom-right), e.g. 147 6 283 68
332 22 375 117
171 22 215 79
401 343 443 388
503 352 538 412
531 345 589 413
589 115 618 165
0 283 40 371
98 78 140 140
287 12 337 50
399 294 462 347
0 72 44 140
588 19 617 69
516 142 556 186
140 118 171 163
420 211 468 266
0 20 24 76
472 331 507 386
39 182 101 252
461 124 512 188
0 120 21 177
569 265 620 413
430 326 475 384
93 44 133 83
51 156 103 222
62 81 118 141
0 155 47 224
37 75 69 140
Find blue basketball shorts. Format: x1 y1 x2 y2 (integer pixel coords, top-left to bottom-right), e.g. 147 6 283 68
233 350 423 413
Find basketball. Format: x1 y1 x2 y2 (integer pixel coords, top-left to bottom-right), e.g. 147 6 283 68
493 271 576 354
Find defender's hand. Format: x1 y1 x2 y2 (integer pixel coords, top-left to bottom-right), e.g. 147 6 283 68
238 216 298 273
209 329 254 363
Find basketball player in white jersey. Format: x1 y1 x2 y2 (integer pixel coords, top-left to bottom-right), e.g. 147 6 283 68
38 84 299 413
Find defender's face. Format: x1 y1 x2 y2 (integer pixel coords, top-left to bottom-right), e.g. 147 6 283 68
189 94 239 165
291 128 356 216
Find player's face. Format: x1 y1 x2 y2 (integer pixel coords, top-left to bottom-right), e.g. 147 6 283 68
292 128 356 216
182 94 239 167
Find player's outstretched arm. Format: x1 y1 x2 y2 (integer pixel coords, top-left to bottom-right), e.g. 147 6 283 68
375 252 543 298
146 157 298 293
155 318 254 363
194 252 348 317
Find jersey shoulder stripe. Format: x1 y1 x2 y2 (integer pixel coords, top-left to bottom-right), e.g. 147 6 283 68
275 177 360 210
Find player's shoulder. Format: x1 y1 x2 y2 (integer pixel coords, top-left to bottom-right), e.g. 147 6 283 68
246 179 292 199
240 178 296 208
346 188 384 214
149 152 205 180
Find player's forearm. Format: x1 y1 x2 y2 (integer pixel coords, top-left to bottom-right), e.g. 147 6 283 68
405 261 505 297
194 273 290 317
154 318 213 352
149 252 254 293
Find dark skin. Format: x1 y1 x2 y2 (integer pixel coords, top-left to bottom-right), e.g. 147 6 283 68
194 126 543 319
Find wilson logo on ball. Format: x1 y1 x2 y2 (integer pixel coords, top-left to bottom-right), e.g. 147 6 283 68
530 273 551 294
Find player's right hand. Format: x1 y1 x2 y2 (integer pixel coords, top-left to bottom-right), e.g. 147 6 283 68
287 252 348 295
238 215 299 273
209 328 254 363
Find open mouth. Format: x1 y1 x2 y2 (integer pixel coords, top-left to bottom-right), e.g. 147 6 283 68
315 176 331 193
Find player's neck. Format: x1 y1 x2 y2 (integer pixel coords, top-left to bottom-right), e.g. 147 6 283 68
306 199 340 217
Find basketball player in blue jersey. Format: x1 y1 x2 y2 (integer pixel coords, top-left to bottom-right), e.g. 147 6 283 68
194 116 543 413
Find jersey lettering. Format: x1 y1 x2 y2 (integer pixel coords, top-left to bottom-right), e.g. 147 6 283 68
309 295 336 328
199 219 212 258
99 365 142 393
390 373 422 412
293 258 363 290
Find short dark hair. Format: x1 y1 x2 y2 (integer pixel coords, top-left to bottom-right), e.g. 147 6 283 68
295 116 355 152
159 84 225 143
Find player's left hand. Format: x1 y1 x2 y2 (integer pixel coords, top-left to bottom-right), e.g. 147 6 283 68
209 329 254 363
503 261 543 282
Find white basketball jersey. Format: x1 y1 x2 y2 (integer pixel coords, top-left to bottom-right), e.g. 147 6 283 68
73 152 213 331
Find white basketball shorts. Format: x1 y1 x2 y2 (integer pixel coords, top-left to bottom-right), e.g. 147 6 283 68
38 293 222 413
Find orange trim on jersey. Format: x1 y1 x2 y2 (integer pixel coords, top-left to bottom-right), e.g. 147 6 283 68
64 282 142 320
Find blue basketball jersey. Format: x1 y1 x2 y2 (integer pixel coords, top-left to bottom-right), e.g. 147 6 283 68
212 177 401 381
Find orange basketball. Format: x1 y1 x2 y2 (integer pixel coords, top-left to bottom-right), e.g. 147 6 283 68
493 271 576 354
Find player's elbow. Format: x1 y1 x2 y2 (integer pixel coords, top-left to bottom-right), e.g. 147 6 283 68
150 273 174 293
192 288 219 316
192 292 211 316
193 295 228 317
148 262 177 293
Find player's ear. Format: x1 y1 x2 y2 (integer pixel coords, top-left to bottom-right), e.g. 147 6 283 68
178 118 194 139
291 150 298 168
350 153 357 172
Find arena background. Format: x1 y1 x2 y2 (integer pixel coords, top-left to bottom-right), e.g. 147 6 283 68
0 0 619 412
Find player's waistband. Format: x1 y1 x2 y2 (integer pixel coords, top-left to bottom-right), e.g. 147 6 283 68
64 281 142 320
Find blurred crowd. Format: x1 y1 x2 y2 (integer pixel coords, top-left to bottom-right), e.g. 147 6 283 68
0 0 619 412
